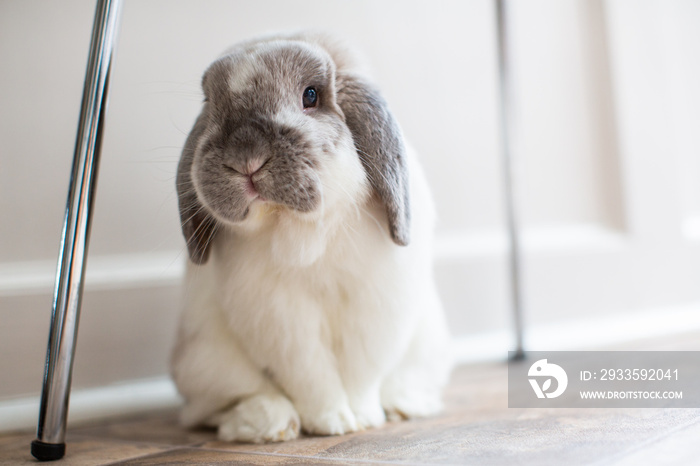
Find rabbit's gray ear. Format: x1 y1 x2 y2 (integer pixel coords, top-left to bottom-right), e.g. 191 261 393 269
337 74 410 246
177 114 218 264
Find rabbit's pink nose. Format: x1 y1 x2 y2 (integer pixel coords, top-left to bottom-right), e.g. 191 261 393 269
245 176 259 197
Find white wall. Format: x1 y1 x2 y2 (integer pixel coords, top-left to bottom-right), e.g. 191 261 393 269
1 0 699 404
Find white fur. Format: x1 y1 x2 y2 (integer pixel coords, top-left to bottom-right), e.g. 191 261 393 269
171 140 452 442
172 33 452 441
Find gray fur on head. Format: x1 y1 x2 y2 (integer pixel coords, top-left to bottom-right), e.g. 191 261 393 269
177 33 410 264
177 114 217 264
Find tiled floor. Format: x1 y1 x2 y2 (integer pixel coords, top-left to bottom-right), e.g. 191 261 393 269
2 333 700 465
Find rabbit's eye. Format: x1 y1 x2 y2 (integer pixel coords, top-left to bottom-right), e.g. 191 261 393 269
302 87 318 109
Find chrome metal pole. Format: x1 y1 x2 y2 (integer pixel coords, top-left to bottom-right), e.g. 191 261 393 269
495 0 525 360
31 0 122 461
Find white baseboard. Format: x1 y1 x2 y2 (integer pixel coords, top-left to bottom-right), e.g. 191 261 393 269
453 301 700 363
434 224 626 262
2 301 698 434
0 224 624 297
0 378 181 434
0 251 185 297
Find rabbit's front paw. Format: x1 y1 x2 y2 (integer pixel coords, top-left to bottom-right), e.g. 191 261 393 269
381 386 443 421
299 403 358 436
217 393 300 443
350 393 386 430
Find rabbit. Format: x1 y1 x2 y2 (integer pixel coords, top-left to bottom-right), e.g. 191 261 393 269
171 31 453 443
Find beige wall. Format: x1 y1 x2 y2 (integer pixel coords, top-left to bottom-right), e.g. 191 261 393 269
2 0 700 402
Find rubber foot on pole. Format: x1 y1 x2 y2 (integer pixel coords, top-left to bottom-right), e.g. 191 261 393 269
509 349 526 361
31 440 65 461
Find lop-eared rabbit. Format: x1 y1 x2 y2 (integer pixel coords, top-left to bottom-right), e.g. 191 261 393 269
172 32 452 443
